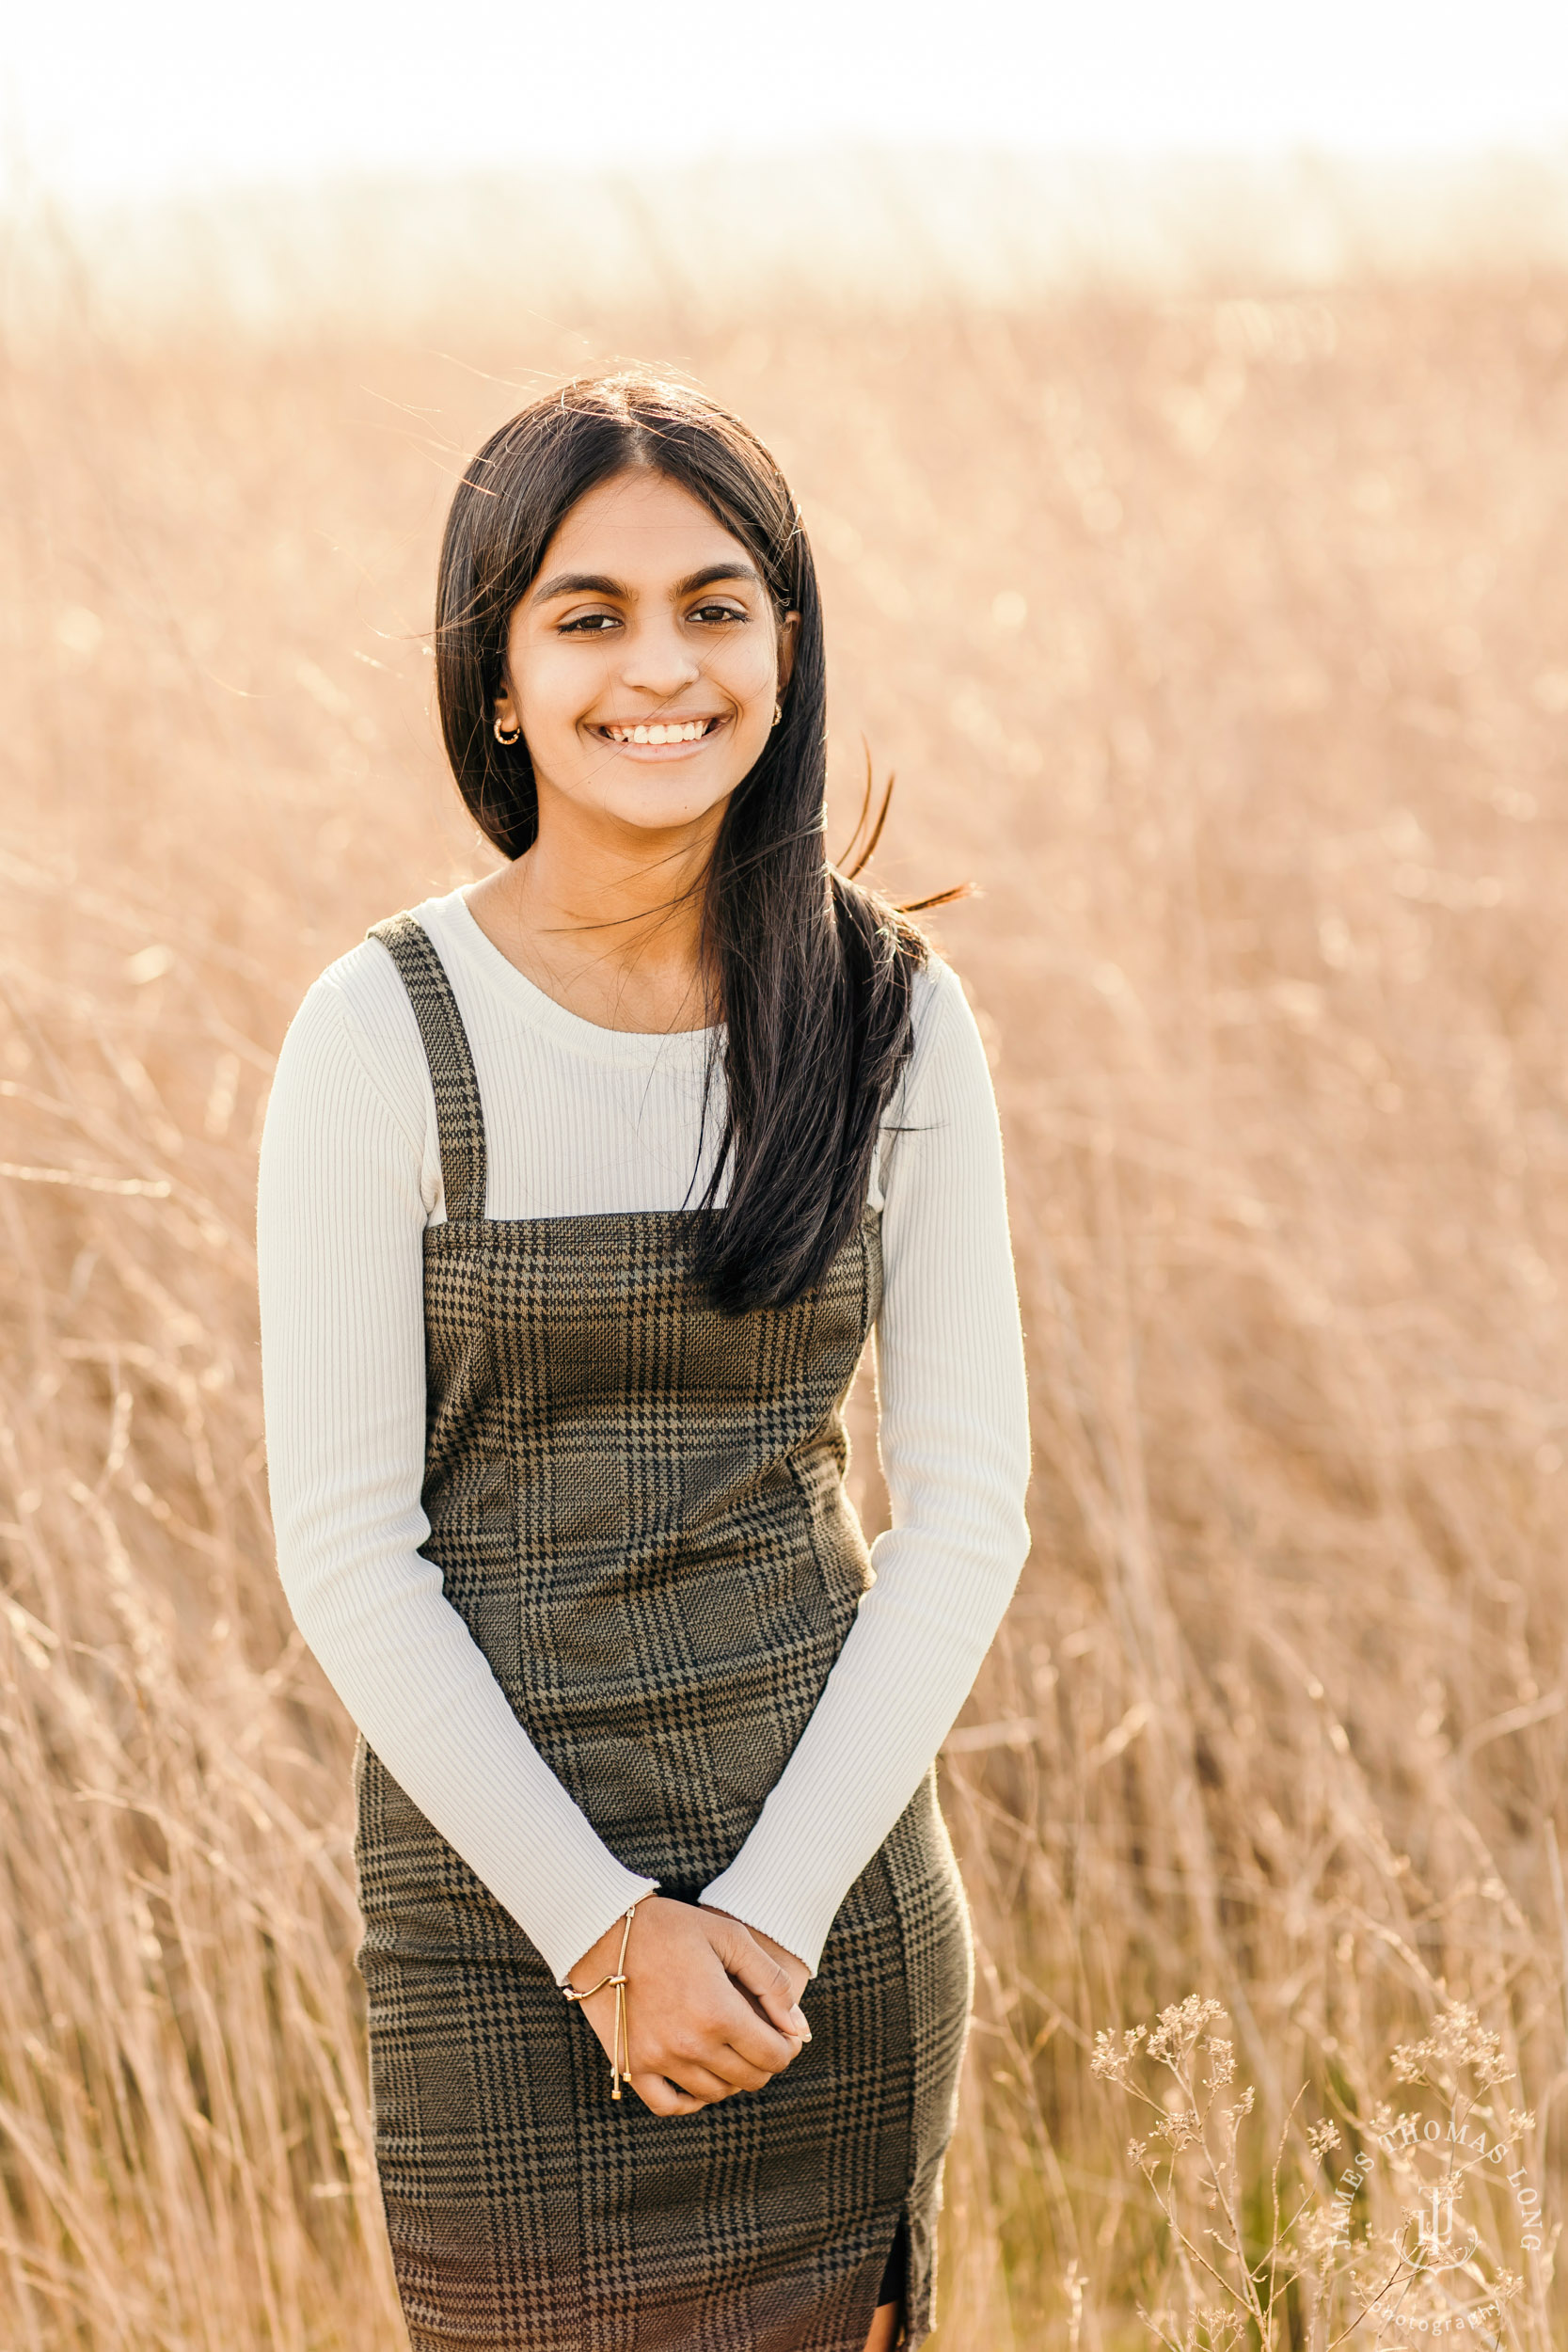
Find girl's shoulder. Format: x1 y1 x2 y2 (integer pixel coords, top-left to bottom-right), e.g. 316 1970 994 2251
904 951 990 1091
289 934 418 1066
289 890 468 1055
910 949 966 1024
872 950 1003 1208
274 898 464 1144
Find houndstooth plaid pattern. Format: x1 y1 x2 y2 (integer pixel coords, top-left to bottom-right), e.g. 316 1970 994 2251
354 914 973 2351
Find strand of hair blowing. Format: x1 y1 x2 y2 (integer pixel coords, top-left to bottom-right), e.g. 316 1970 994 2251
432 373 927 1313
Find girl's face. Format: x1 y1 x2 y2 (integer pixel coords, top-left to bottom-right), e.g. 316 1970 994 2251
495 468 798 845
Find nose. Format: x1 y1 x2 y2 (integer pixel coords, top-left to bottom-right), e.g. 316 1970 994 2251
617 612 703 702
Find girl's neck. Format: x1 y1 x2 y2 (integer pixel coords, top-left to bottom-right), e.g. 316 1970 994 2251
465 814 719 1037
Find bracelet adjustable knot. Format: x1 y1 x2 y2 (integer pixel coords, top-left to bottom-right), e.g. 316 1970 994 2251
561 1901 640 2100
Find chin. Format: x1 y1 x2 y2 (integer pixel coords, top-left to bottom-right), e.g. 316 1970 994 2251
602 786 736 834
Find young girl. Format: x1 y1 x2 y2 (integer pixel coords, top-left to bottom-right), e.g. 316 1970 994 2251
258 374 1030 2352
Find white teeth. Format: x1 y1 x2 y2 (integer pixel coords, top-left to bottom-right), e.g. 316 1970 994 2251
606 719 713 743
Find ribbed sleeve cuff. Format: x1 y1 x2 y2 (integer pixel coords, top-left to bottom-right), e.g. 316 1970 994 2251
697 1865 832 1978
535 1863 661 1988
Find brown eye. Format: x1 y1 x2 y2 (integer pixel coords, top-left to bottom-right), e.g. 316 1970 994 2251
690 602 748 626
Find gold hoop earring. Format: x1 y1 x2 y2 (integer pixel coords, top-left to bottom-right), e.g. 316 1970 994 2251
493 717 522 746
771 702 783 728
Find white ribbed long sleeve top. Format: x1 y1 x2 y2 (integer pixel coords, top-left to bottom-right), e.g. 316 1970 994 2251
258 887 1029 1983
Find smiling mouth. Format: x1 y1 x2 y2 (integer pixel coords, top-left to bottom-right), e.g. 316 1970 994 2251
594 717 726 746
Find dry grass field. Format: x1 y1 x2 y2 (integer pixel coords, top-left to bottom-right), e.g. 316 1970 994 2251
4 182 1568 2345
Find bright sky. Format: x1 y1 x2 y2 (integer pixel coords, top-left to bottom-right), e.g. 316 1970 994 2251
3 0 1567 202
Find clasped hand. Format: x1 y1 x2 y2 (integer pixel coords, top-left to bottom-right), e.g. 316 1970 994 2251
567 1896 811 2117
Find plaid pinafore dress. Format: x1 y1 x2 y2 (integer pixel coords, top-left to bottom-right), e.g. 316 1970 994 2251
354 914 973 2352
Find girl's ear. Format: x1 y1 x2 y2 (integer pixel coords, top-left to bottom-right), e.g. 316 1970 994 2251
493 648 520 737
777 610 801 698
493 615 523 733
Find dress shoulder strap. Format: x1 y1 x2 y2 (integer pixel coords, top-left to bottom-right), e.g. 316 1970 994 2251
367 913 487 1222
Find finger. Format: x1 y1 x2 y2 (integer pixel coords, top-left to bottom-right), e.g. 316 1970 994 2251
630 2073 708 2118
681 1928 803 2068
659 2006 784 2090
714 2000 803 2079
733 1978 807 2039
663 2059 740 2105
716 2045 779 2092
714 1929 812 2042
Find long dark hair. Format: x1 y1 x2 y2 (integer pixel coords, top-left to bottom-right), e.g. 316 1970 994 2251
434 372 933 1312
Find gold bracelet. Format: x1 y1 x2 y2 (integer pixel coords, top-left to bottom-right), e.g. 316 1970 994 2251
562 1901 640 2100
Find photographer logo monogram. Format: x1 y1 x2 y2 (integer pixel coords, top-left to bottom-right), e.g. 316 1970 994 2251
1325 2103 1542 2338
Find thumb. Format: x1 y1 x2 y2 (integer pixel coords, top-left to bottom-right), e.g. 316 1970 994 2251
706 1915 811 2041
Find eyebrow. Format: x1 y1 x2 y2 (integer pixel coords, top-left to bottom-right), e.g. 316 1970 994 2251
531 560 765 604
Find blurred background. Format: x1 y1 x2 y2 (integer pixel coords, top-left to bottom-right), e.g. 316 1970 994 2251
6 4 1568 2344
